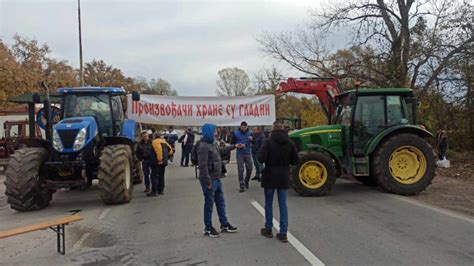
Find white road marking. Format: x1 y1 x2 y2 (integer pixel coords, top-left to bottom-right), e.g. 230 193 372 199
391 195 474 225
71 232 91 253
250 200 325 266
99 208 111 220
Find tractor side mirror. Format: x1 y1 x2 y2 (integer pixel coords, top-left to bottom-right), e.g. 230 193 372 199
132 91 140 101
32 93 41 104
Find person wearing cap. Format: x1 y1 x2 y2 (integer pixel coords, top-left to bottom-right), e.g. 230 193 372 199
135 131 154 193
178 127 195 167
231 121 253 192
198 123 238 237
165 126 178 163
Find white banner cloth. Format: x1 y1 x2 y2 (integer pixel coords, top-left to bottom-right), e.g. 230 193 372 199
127 95 276 126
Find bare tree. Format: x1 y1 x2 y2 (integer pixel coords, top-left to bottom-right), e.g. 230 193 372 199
254 66 284 94
141 78 177 96
216 67 253 96
257 0 473 90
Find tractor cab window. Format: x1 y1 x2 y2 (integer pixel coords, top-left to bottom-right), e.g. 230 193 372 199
111 96 124 121
352 96 385 155
63 94 113 135
334 95 353 126
386 96 407 126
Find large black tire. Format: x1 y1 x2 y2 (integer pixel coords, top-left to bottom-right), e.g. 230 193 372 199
372 133 436 195
98 145 134 204
4 148 53 211
291 152 336 196
354 176 378 186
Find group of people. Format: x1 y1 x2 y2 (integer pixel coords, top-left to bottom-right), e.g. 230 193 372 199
135 122 299 243
136 130 174 197
197 121 298 242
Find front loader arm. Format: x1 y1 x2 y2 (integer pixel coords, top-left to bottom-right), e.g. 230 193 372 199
276 77 344 123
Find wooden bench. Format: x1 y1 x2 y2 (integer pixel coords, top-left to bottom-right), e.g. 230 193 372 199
0 214 82 255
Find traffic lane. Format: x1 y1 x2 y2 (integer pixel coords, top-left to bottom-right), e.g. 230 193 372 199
249 179 474 265
69 164 310 265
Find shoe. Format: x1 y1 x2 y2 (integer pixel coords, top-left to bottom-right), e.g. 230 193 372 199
204 227 221 238
144 188 150 193
276 233 288 243
223 173 228 177
158 191 164 195
261 228 273 238
245 182 249 189
221 223 238 233
239 187 245 193
146 192 158 197
251 176 259 180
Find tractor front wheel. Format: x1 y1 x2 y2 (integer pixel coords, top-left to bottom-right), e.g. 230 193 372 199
98 144 134 204
372 133 436 195
291 152 336 196
4 148 53 211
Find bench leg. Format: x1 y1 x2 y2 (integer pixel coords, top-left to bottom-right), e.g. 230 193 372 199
50 225 66 255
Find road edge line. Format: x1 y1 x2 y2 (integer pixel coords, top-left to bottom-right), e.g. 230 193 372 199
250 200 325 266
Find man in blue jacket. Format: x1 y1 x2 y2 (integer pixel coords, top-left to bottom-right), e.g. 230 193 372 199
198 123 238 237
231 121 253 192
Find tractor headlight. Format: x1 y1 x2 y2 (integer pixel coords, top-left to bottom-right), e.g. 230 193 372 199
73 128 87 151
53 130 64 152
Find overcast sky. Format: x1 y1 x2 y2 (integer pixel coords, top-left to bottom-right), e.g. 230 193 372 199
0 0 327 96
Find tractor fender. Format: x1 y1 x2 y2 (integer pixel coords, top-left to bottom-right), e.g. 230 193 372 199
306 144 342 172
366 125 433 155
121 119 138 142
103 136 134 147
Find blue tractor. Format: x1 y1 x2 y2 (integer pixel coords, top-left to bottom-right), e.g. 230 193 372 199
4 87 143 211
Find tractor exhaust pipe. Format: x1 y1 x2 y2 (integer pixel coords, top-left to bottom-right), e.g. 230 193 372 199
40 82 53 142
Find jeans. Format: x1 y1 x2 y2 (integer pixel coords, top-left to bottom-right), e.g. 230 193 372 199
200 178 229 230
237 154 253 187
264 188 288 234
252 153 263 178
151 165 166 193
142 160 151 189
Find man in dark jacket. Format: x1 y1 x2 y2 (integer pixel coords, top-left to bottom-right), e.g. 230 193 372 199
231 121 253 192
136 131 154 193
198 123 238 238
178 127 195 167
251 127 265 181
257 121 299 243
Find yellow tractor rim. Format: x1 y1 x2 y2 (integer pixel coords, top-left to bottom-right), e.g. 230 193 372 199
299 160 328 189
389 145 427 185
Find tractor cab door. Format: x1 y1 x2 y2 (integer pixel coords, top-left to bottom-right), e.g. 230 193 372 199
111 95 125 136
352 96 386 156
351 95 408 156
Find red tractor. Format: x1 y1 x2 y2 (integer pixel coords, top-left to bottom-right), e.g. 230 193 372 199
0 120 42 172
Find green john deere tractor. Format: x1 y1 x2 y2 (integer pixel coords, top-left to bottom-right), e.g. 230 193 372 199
277 78 436 196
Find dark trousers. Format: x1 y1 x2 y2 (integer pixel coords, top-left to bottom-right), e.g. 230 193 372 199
142 160 151 189
252 153 263 178
181 144 192 166
237 154 253 187
151 165 166 193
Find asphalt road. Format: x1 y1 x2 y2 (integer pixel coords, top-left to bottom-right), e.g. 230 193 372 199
1 147 473 265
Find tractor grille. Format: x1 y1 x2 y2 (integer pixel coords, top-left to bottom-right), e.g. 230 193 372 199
58 129 79 149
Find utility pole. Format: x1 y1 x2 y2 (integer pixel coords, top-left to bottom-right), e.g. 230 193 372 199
78 0 84 86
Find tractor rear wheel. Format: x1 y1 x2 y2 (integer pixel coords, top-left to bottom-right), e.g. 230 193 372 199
354 176 378 186
291 152 336 196
372 133 436 195
4 148 53 211
98 144 134 204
